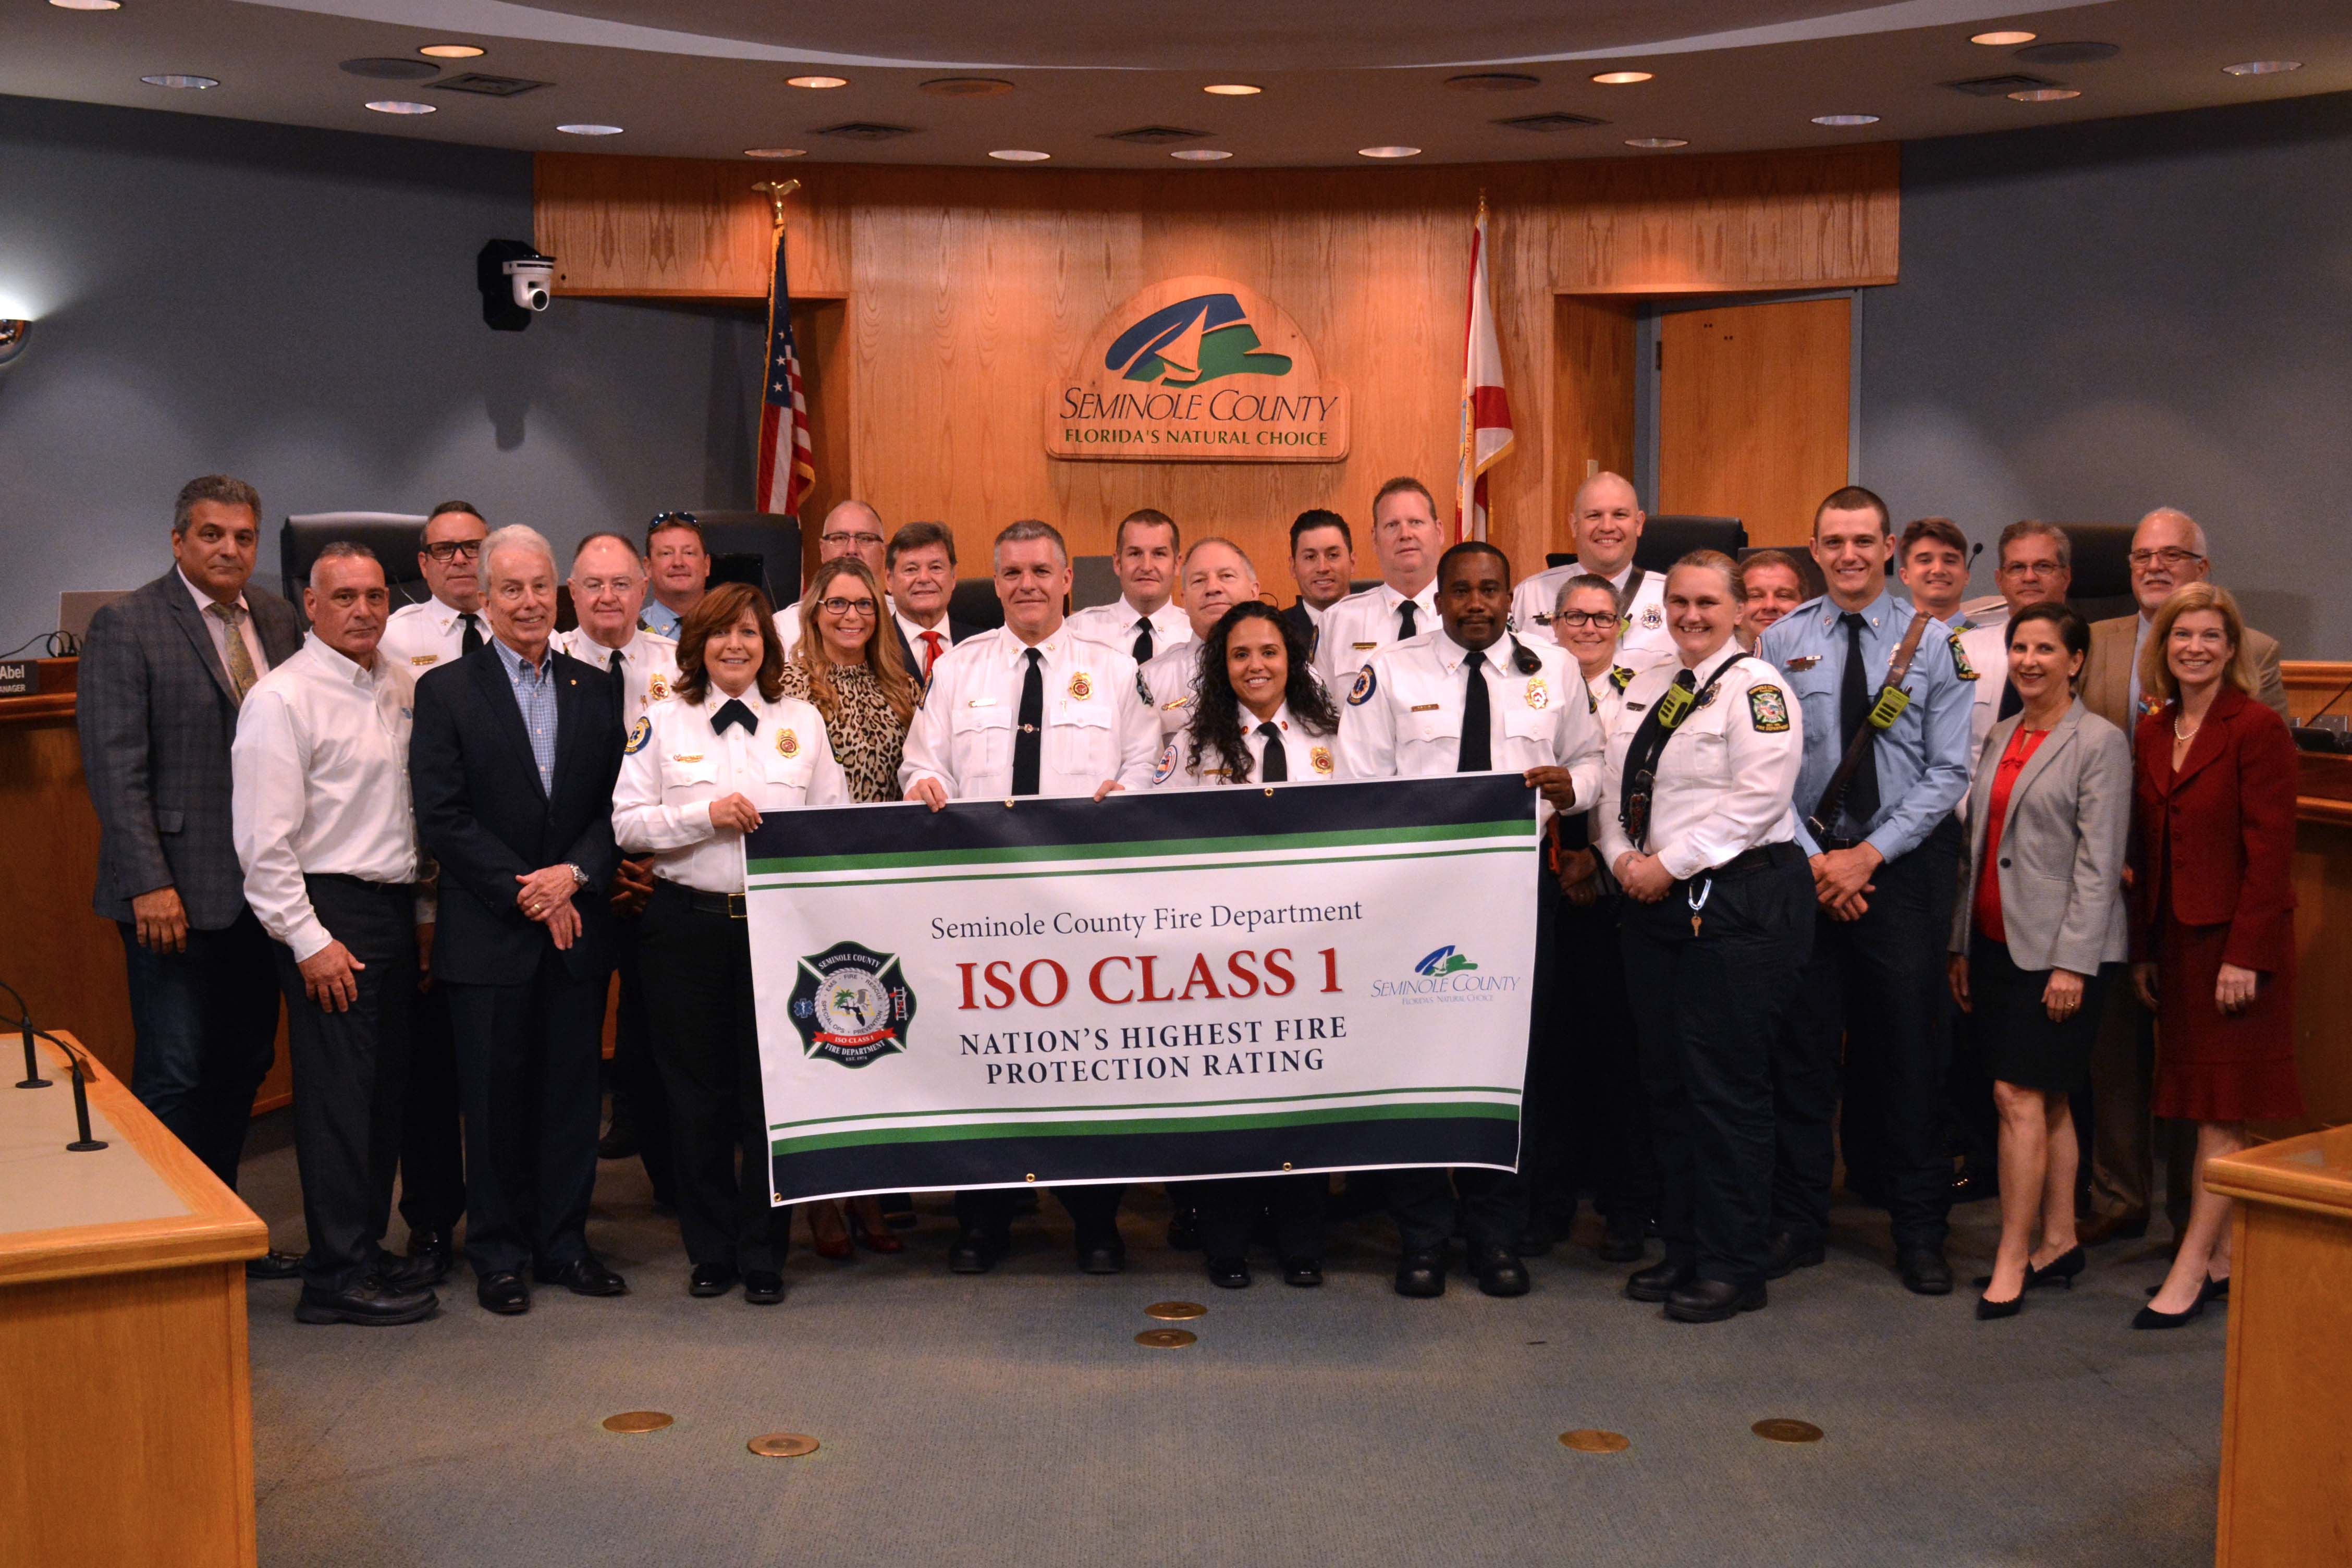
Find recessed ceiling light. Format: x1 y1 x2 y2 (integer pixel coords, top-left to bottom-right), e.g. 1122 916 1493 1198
1171 149 1232 161
989 149 1050 162
788 75 849 90
1592 70 1654 85
365 100 436 114
1624 136 1688 149
141 74 217 89
1357 145 1421 158
744 146 807 159
419 44 485 59
2007 87 2079 102
51 0 123 10
1811 114 1881 127
557 123 623 136
2223 60 2302 76
1203 83 1260 96
1971 30 2037 45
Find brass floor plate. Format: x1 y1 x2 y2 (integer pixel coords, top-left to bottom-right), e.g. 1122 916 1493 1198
748 1432 820 1458
1751 1418 1824 1443
1144 1301 1207 1321
1135 1328 1198 1348
601 1411 674 1434
1558 1429 1631 1453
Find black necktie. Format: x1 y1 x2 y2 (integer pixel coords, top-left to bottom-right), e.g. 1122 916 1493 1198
1133 618 1154 665
607 648 627 723
460 613 483 655
714 697 756 736
1839 611 1881 828
1457 648 1492 773
1398 599 1419 640
1998 678 2022 721
1257 721 1289 782
1012 648 1044 796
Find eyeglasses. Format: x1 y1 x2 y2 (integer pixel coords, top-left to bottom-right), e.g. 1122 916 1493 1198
817 597 878 618
1549 609 1617 628
1999 559 2065 576
2127 548 2204 570
424 540 482 562
821 532 886 549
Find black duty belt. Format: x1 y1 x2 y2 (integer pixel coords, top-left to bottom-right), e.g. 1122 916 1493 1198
654 878 747 920
1702 841 1806 879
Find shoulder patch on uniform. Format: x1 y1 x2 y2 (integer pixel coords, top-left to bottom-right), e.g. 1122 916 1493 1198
1947 632 1979 680
1346 665 1377 707
1152 738 1181 786
1748 685 1791 732
624 716 652 754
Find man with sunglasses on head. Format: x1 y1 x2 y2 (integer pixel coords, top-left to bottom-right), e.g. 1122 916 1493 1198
639 511 712 640
379 501 491 674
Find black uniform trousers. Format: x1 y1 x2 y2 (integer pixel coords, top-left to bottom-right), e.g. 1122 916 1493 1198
272 877 418 1293
1774 816 1963 1252
1546 880 1658 1232
118 908 280 1192
396 981 465 1241
956 1184 1125 1253
637 884 788 1272
1622 850 1814 1288
605 910 677 1205
1194 1174 1327 1261
444 948 608 1278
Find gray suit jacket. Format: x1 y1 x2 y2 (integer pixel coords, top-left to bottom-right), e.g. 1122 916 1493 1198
1950 699 2132 974
78 570 303 928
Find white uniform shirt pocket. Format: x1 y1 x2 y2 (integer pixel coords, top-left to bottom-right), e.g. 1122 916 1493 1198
662 755 720 796
758 742 816 804
1047 700 1114 776
1500 704 1554 763
951 701 1013 777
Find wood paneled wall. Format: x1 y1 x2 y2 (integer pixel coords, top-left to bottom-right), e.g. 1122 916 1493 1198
537 146 1898 582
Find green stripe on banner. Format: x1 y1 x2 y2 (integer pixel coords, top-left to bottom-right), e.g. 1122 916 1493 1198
770 1083 1525 1132
745 818 1526 877
773 1099 1521 1156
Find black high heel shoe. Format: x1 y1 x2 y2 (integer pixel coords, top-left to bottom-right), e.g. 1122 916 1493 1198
2132 1279 2212 1330
2027 1246 2086 1290
2145 1275 2227 1302
1975 1289 2023 1320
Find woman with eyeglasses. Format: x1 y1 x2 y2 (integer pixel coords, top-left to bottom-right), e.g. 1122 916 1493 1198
613 583 847 1305
1153 601 1340 1288
778 558 921 1257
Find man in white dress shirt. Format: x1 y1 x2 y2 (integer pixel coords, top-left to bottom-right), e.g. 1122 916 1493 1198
779 499 890 651
900 519 1160 1274
1137 538 1259 735
1280 508 1355 656
1311 476 1446 693
378 501 489 675
1063 507 1190 664
231 543 439 1327
554 533 681 722
1509 471 1672 662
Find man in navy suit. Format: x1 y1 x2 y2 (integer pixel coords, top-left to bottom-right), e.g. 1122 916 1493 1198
886 520 980 679
409 524 627 1315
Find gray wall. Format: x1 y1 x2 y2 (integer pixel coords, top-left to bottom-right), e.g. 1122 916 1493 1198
1860 91 2352 657
0 94 763 646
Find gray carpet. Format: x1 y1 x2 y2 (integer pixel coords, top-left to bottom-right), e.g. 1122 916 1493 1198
234 1114 2222 1568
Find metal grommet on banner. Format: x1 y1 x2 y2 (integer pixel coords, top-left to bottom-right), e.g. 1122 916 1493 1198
1263 787 1274 797
1003 798 1015 808
1281 1161 1293 1171
1025 1173 1036 1182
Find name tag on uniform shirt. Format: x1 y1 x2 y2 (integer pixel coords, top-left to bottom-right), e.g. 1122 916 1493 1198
1785 656 1820 671
410 654 438 666
967 696 998 708
1353 642 1378 651
1410 703 1440 713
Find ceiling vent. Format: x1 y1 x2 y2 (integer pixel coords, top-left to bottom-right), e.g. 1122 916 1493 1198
339 57 439 81
814 121 920 141
1943 72 2061 96
1494 112 1608 133
1102 125 1212 145
1447 72 1541 92
428 73 551 97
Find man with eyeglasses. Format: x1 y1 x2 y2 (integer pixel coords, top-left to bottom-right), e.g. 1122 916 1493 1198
639 512 711 640
2075 505 2286 1247
379 501 491 675
779 500 892 651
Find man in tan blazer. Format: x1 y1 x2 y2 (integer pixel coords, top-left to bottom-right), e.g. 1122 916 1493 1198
2077 505 2287 1243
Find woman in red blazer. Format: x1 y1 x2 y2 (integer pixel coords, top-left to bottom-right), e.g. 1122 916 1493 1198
2128 583 2300 1329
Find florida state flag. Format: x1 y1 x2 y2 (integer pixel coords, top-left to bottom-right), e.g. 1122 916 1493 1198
1455 195 1514 543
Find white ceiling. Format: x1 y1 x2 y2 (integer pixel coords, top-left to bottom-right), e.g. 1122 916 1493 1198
2 0 2345 166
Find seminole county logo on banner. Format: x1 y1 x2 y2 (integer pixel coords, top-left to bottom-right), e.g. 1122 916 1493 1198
1046 275 1349 463
742 776 1539 1205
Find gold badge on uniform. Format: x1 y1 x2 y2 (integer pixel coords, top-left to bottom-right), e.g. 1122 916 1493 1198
648 672 669 701
776 728 800 759
1068 670 1094 700
1524 677 1549 710
1310 745 1334 775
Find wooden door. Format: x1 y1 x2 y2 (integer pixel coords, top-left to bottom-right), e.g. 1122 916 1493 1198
1657 297 1851 549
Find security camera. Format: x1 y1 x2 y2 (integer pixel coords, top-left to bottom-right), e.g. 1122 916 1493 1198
476 239 557 332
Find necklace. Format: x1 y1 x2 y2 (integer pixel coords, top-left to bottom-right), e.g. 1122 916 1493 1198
2174 716 2200 743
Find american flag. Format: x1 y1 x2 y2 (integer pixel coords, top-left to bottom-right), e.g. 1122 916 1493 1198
755 224 815 517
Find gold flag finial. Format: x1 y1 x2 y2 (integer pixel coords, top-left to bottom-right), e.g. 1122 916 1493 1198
751 178 801 228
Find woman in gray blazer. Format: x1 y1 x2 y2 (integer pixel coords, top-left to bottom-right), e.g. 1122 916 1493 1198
1948 604 2130 1319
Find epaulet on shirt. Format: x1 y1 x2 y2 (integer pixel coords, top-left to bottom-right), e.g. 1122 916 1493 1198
1608 664 1636 692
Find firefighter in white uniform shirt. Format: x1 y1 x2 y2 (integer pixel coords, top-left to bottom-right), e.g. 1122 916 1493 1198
1595 550 1812 1324
613 582 846 1306
1333 541 1602 1302
552 533 681 722
1062 507 1192 664
378 500 490 672
1509 471 1673 663
1136 537 1260 737
900 518 1160 1276
1310 476 1446 693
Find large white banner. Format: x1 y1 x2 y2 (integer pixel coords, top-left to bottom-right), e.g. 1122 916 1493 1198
742 775 1541 1204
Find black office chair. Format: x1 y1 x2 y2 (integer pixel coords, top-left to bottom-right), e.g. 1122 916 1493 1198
679 511 800 606
280 513 429 607
1634 516 1747 572
951 578 1006 633
2055 522 2137 624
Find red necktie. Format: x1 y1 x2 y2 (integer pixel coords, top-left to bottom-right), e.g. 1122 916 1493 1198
921 630 944 677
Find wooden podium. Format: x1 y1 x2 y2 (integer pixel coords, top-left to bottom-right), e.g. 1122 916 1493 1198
0 1031 266 1567
2206 1124 2352 1565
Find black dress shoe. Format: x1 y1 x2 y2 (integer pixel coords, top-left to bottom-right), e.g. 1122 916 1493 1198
1472 1246 1530 1298
1897 1245 1954 1296
1626 1258 1695 1303
536 1256 629 1296
596 1116 638 1160
1394 1250 1446 1298
1514 1230 1555 1259
1078 1243 1126 1276
1281 1257 1324 1288
246 1249 303 1281
1206 1256 1251 1289
948 1230 1003 1274
689 1262 738 1297
295 1278 438 1326
1166 1206 1203 1251
401 1229 454 1285
1763 1232 1826 1280
742 1270 786 1305
1595 1222 1649 1264
476 1271 530 1315
375 1249 445 1292
1664 1278 1766 1323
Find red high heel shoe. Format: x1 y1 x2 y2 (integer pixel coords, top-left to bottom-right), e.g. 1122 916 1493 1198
851 1207 905 1255
806 1203 854 1261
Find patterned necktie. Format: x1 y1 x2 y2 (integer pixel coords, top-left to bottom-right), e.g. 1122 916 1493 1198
1398 599 1419 640
210 602 259 703
1457 648 1491 772
1257 721 1289 782
1839 611 1881 828
713 697 757 736
460 612 484 655
921 630 944 677
1132 618 1154 665
1012 649 1044 795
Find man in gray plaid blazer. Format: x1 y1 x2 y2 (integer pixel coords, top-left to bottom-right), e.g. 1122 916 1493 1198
79 475 304 1267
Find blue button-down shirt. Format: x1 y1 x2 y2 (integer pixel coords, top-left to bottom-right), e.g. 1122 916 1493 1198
491 634 559 793
1755 589 1973 861
638 600 683 641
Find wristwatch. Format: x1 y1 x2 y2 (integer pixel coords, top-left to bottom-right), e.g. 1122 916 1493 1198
566 863 588 888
